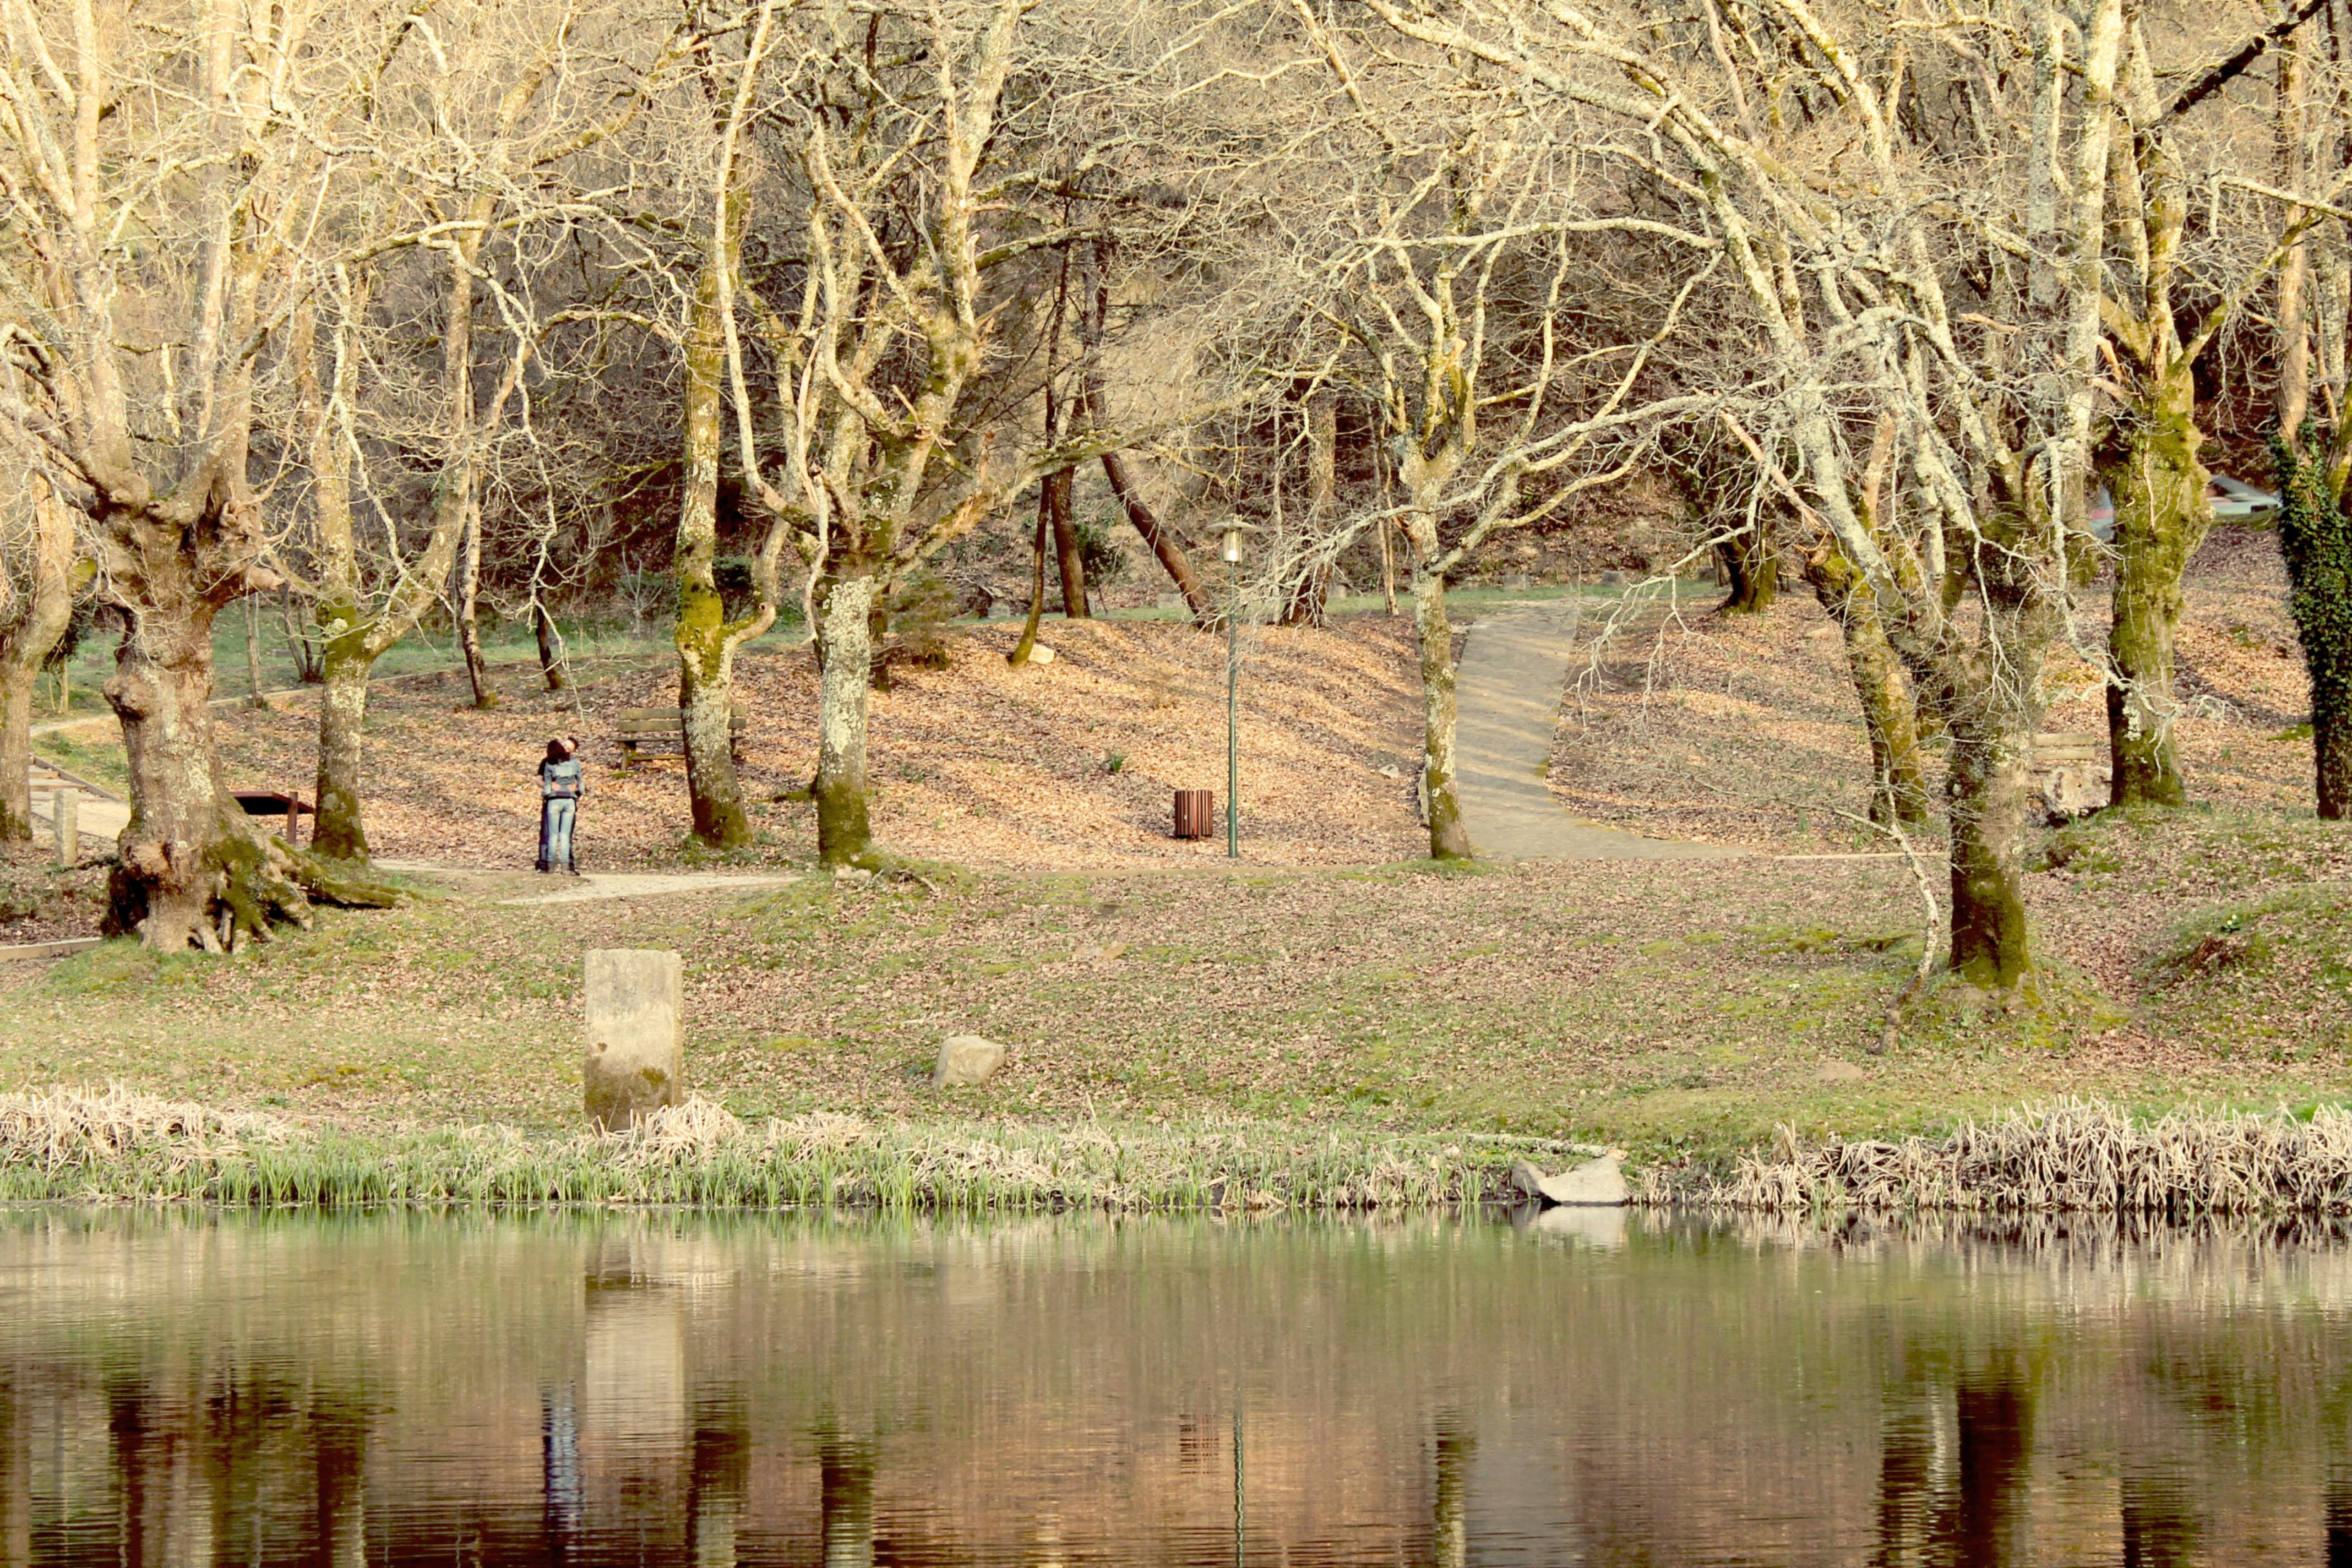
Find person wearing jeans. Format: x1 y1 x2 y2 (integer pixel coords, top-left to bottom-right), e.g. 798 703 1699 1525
538 737 585 873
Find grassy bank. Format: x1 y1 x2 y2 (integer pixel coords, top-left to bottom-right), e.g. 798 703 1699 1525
0 1087 1577 1211
6 807 2350 1175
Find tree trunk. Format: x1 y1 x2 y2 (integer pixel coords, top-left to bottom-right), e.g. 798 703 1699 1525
1944 725 2033 990
458 500 495 709
242 595 267 707
1802 544 1929 825
309 625 375 862
1717 520 1779 614
1100 448 1210 622
1009 486 1050 665
105 584 309 951
1085 380 1210 622
0 489 75 842
675 241 753 850
814 571 876 865
1047 467 1087 618
533 601 571 693
2273 429 2352 819
1404 518 1472 859
1283 391 1338 626
2101 372 2208 808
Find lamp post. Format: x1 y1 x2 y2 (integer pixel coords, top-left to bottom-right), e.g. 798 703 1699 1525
1221 523 1243 859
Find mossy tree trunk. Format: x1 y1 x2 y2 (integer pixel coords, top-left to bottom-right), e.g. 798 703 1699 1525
813 571 877 865
675 230 756 849
1803 542 1929 826
2100 370 2209 808
105 511 314 951
1403 513 1472 860
1943 725 2034 987
0 486 76 842
2274 427 2352 819
309 623 375 861
1716 519 1778 614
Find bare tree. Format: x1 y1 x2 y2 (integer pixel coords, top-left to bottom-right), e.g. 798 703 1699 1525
1352 0 2136 989
0 0 393 946
1248 3 1711 858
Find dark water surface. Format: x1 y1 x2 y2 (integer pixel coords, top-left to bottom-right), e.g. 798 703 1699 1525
1 1207 2349 1565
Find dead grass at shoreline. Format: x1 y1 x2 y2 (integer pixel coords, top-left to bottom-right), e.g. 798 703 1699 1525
1696 1098 2352 1216
0 1085 1579 1211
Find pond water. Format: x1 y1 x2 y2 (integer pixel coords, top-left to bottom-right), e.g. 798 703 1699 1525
0 1206 2349 1565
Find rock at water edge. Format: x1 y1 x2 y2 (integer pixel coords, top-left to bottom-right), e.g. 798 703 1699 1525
1537 1154 1629 1207
584 949 684 1131
1507 1161 1548 1204
933 1034 1008 1087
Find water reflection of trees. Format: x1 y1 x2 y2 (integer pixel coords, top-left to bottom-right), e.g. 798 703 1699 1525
4 1211 2352 1562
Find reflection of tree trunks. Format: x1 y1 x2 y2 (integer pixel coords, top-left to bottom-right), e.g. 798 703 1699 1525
1432 1414 1471 1568
2120 1474 2199 1567
1951 1374 2033 1567
688 1395 749 1566
541 1385 583 1554
2326 1468 2352 1567
1870 1397 1934 1567
819 1435 876 1568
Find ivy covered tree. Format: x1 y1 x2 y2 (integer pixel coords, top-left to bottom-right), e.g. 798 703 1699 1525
2272 426 2352 820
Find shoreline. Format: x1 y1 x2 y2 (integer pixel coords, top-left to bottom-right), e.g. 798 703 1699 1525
8 1087 2352 1217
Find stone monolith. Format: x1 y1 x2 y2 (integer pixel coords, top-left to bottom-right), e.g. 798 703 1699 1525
584 949 683 1130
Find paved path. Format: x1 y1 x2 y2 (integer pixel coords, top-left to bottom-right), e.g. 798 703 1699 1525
1455 598 1740 861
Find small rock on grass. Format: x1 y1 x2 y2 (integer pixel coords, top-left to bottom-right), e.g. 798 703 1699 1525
932 1033 1008 1087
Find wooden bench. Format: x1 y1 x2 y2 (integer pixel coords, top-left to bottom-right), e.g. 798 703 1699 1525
232 790 313 847
617 703 747 770
2029 731 2108 820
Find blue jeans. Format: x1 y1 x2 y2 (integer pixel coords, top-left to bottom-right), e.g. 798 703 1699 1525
538 797 577 872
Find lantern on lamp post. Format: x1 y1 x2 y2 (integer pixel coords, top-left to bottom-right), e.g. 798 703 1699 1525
1221 523 1243 859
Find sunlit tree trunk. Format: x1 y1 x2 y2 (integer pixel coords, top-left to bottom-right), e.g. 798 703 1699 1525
1403 514 1471 860
676 233 755 848
814 571 877 864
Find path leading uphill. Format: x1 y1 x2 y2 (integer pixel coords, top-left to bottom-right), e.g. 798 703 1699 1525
1454 597 1741 861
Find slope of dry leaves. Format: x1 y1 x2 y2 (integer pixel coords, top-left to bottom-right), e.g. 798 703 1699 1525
200 617 1429 872
1547 526 2315 850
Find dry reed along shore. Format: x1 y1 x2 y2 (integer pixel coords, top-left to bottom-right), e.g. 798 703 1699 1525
10 1087 2352 1218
